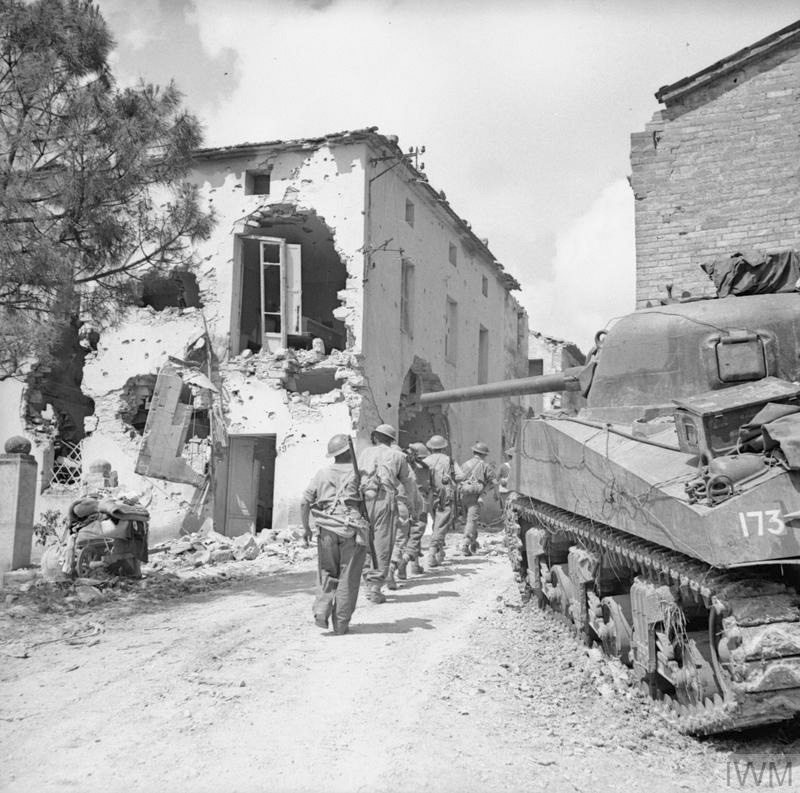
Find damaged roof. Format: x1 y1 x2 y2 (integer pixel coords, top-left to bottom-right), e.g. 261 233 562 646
529 329 585 364
655 19 800 106
194 127 521 292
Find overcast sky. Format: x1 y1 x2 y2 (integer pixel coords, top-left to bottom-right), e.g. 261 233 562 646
100 0 798 351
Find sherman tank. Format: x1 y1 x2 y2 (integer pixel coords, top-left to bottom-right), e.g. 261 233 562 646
419 292 800 734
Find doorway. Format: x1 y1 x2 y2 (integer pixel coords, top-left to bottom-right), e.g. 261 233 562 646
215 435 277 536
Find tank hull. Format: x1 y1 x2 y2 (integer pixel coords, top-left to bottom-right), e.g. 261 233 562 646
517 417 800 568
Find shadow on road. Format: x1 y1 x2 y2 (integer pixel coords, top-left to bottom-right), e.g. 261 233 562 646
390 590 459 603
348 617 435 634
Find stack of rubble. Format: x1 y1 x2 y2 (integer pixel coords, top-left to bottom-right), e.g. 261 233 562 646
153 527 306 569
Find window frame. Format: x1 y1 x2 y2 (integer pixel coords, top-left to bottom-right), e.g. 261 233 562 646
445 296 458 365
400 259 414 336
478 325 489 384
449 242 458 267
405 198 415 227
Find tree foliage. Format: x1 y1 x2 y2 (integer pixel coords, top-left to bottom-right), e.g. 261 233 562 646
0 0 214 375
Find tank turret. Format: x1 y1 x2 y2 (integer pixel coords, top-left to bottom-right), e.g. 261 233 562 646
426 292 800 734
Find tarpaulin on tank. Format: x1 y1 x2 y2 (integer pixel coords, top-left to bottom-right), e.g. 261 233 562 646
762 413 800 469
739 402 800 451
701 249 800 297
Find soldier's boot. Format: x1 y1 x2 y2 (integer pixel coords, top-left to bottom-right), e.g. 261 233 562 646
366 583 386 604
470 539 480 554
435 547 447 565
409 558 424 575
396 557 408 581
386 564 399 591
461 540 473 556
425 548 440 569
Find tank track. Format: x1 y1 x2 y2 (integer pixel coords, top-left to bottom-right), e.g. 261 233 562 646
508 496 800 735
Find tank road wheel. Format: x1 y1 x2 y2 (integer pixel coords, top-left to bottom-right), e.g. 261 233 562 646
567 547 601 647
597 595 633 663
75 544 103 577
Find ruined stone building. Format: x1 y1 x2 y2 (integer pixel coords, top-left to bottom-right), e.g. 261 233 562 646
523 331 585 416
0 128 527 542
630 20 800 306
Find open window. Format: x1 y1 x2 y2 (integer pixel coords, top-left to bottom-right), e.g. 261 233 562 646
232 209 347 355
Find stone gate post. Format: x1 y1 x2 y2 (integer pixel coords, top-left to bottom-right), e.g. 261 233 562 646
0 436 38 574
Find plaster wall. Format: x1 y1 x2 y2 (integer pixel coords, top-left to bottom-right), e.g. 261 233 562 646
220 361 354 528
364 159 527 466
78 307 207 541
630 44 800 306
189 143 369 360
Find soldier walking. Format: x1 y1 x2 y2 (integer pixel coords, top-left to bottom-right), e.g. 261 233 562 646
300 433 368 635
358 423 416 603
423 434 463 568
390 442 431 581
459 441 494 556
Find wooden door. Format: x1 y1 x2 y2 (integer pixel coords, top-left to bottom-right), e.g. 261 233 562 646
224 436 259 536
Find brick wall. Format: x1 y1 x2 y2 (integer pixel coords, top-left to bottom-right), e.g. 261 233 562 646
630 43 800 307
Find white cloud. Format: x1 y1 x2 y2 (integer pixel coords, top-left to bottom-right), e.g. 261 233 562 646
521 179 636 352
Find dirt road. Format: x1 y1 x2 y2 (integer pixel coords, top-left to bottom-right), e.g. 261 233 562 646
2 532 799 793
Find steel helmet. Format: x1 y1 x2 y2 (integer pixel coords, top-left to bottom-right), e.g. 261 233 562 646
326 433 350 457
426 434 447 450
471 441 490 456
373 423 397 441
409 442 429 458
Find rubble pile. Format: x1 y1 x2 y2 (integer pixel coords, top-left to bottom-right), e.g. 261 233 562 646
152 526 310 570
1 527 316 626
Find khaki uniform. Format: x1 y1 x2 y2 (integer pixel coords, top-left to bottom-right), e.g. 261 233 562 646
358 444 415 593
423 452 463 557
301 463 367 633
392 459 428 565
459 455 493 550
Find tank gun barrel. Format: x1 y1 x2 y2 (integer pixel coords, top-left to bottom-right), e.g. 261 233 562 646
418 367 583 406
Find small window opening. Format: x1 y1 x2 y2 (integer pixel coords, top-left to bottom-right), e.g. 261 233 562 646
405 199 415 227
245 170 271 195
529 358 544 377
481 275 488 297
517 312 527 350
401 259 414 335
445 297 458 364
449 243 458 267
478 326 489 385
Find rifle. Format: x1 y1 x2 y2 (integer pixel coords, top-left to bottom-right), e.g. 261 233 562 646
347 436 379 568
